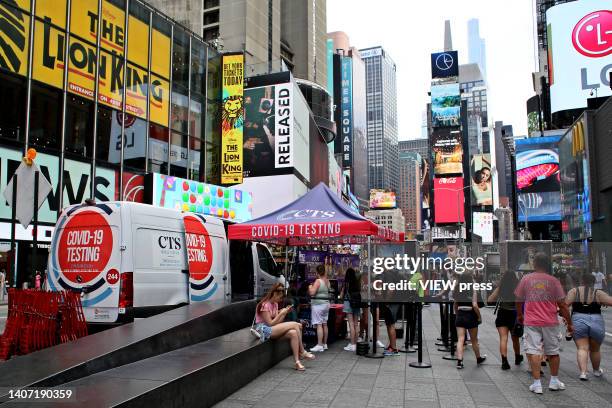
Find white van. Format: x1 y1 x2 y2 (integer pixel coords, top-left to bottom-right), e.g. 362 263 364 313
47 201 282 324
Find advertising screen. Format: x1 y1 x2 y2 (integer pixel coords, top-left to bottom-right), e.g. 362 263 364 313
516 136 562 222
432 128 463 176
243 82 295 178
547 1 612 113
470 154 493 206
472 212 493 243
369 189 397 209
433 177 465 224
221 54 245 184
151 173 253 223
431 83 461 127
431 51 459 79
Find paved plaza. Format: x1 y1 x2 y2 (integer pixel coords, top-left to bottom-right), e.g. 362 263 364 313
215 306 612 408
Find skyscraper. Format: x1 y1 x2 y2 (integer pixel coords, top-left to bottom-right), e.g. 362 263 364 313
398 151 422 237
467 19 487 80
459 63 488 155
360 46 399 193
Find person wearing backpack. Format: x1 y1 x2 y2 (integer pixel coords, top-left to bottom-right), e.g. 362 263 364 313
340 268 361 352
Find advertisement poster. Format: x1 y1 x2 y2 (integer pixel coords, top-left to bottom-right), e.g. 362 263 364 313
516 136 561 221
421 156 431 210
472 212 493 243
432 128 463 175
151 173 253 223
341 57 353 167
434 177 465 224
0 2 29 77
547 1 612 113
369 189 397 209
29 0 171 126
221 54 244 184
431 51 459 79
470 154 493 206
431 83 461 127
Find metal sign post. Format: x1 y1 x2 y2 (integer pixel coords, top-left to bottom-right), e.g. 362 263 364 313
9 175 17 287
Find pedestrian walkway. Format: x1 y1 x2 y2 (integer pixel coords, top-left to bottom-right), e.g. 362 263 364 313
214 307 612 408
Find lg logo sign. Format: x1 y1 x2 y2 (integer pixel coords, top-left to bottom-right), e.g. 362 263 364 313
572 10 612 58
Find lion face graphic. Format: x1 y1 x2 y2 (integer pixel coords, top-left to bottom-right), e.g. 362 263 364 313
222 95 244 130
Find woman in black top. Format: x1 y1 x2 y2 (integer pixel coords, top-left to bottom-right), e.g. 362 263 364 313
454 273 486 369
487 270 524 370
565 273 612 380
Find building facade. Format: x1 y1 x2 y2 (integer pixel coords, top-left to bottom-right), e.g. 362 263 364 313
467 19 486 80
398 151 421 238
365 208 405 235
459 63 488 155
360 46 399 193
0 0 221 286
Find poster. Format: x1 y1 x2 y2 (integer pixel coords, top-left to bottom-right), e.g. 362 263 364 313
431 83 460 127
221 54 244 184
470 154 492 206
369 189 396 209
0 2 29 77
431 128 463 175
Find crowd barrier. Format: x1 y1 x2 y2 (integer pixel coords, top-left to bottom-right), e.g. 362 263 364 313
0 289 88 360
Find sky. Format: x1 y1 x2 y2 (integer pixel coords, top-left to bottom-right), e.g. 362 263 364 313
327 0 537 140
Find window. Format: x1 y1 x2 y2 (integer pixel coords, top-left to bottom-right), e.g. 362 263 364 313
172 27 190 91
96 106 118 167
171 91 189 134
122 115 146 171
65 94 94 158
170 131 187 178
190 41 207 96
203 10 219 25
29 82 61 151
257 244 278 276
149 123 169 174
204 0 219 8
188 136 203 181
0 72 26 144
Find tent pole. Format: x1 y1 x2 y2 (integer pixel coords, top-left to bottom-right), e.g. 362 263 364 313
365 234 383 358
284 242 289 290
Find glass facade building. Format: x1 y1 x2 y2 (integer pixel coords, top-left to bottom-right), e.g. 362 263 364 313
0 0 221 285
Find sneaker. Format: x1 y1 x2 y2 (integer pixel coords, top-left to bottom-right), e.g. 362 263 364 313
579 373 588 381
310 344 325 352
373 340 385 349
383 347 400 356
549 379 566 391
457 360 464 369
477 355 487 365
344 344 355 351
515 354 524 365
529 383 543 394
593 368 604 377
323 344 328 350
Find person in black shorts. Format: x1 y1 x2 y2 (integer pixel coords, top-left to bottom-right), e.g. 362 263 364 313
380 304 400 356
488 270 523 370
454 273 486 369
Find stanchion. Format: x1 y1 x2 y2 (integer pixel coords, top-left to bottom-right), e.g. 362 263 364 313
399 303 416 353
364 302 384 359
442 302 457 361
409 302 431 368
437 302 452 351
435 302 447 347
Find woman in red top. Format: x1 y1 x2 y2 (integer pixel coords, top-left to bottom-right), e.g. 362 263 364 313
256 283 315 370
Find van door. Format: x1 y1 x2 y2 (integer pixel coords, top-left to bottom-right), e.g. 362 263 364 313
253 243 281 298
47 203 122 323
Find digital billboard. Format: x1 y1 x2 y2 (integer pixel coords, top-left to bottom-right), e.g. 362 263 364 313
243 81 300 179
516 136 562 222
434 177 465 224
431 51 459 79
340 56 353 167
472 212 494 243
369 189 397 209
221 54 245 184
547 1 612 113
432 128 463 176
151 173 253 223
470 154 492 206
431 83 460 128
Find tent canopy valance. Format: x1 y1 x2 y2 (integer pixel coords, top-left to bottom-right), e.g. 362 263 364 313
227 183 404 245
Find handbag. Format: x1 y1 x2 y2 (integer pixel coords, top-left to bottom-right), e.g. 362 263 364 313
249 315 261 340
512 322 524 337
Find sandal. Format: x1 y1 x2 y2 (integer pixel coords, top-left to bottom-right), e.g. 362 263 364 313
300 351 315 360
294 361 305 371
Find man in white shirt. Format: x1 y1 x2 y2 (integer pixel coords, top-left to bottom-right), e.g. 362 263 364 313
592 271 606 290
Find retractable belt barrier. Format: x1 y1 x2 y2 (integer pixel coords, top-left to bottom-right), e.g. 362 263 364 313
0 289 88 360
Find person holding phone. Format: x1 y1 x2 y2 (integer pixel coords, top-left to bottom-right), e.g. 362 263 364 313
255 283 315 371
309 265 330 352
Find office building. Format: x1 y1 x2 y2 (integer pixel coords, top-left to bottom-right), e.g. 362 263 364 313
360 46 399 193
398 151 421 238
459 63 488 155
467 19 487 80
365 208 405 235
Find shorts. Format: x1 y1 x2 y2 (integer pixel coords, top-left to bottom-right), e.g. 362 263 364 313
343 301 362 318
572 313 605 344
311 303 330 325
523 325 561 356
455 309 480 329
378 304 399 326
255 323 272 342
495 308 517 328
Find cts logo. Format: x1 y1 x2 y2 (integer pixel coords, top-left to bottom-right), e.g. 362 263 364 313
572 10 612 58
277 210 336 221
435 53 455 71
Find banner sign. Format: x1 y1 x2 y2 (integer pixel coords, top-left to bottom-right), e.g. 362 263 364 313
151 173 253 223
274 82 293 168
221 54 244 184
341 57 353 167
